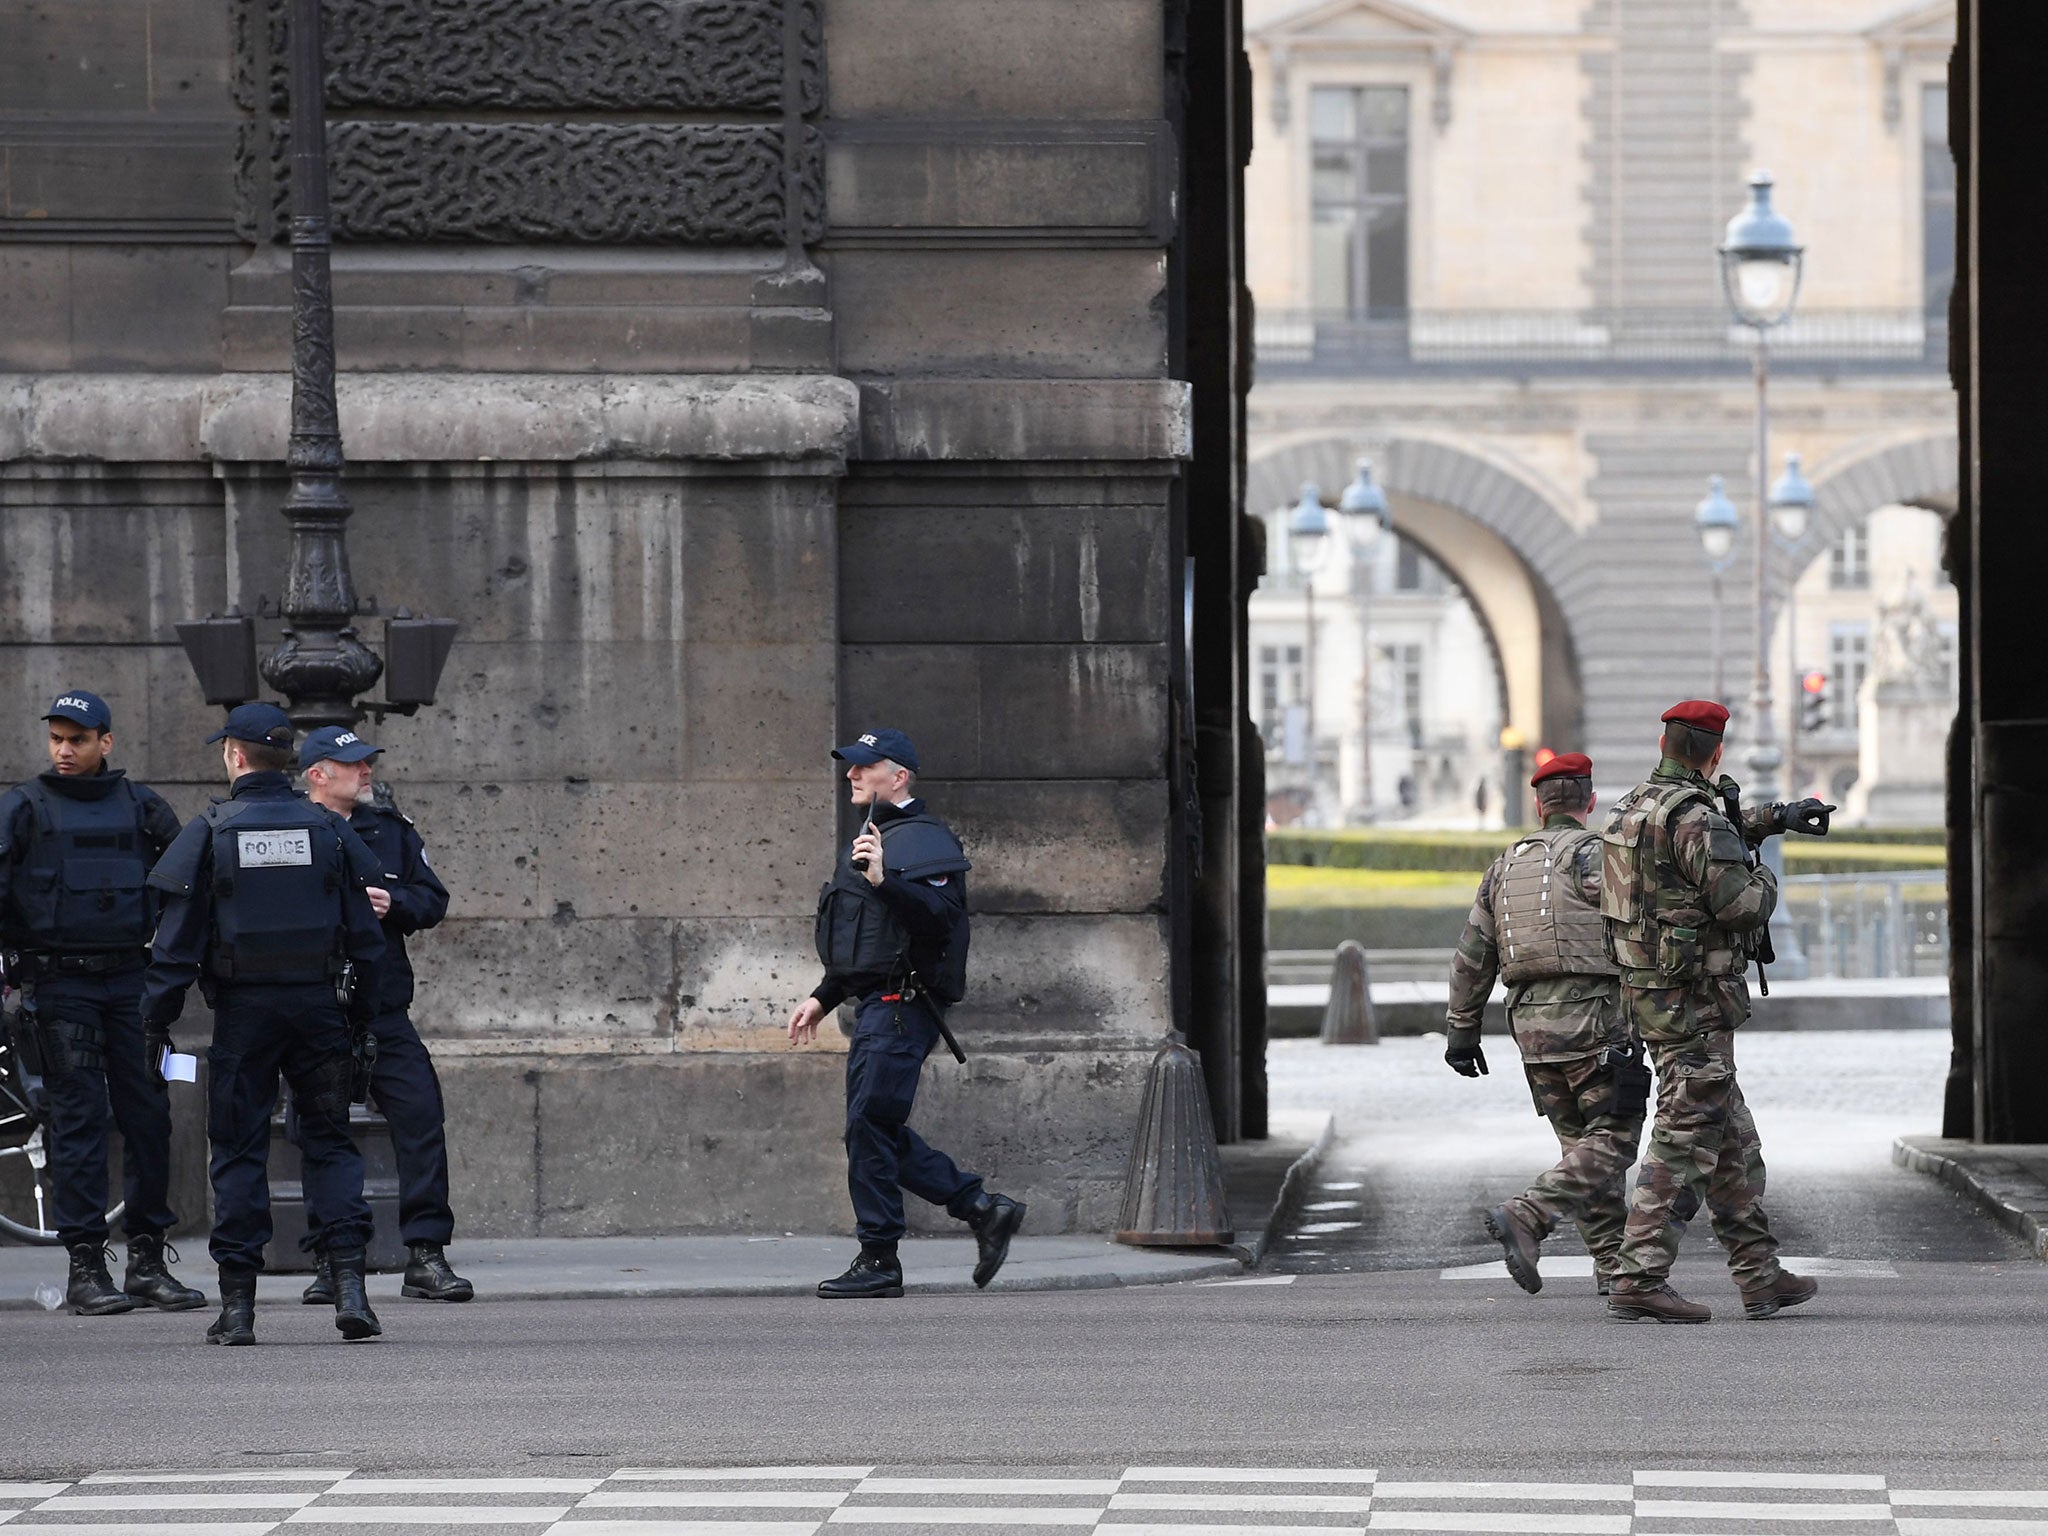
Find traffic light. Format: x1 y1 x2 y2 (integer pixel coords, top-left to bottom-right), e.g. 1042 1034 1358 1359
1800 670 1828 731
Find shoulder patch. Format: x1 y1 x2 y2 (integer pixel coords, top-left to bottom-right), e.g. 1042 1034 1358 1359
1706 817 1748 862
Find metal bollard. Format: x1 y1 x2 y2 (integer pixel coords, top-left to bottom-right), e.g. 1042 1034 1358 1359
1114 1032 1234 1247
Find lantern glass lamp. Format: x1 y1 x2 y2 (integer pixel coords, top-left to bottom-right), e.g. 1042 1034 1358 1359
1719 169 1805 329
1289 481 1331 574
1337 456 1391 546
1768 451 1814 543
1695 474 1740 566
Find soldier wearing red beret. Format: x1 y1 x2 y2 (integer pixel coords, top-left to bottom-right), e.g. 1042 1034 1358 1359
1597 700 1833 1324
1445 752 1648 1298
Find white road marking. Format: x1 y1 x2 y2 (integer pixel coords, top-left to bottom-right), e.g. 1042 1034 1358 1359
580 1492 847 1509
1110 1492 1374 1513
1372 1485 1629 1502
41 1493 322 1510
0 1484 69 1498
82 1472 351 1483
1443 1257 1898 1282
1365 1512 1629 1533
546 1525 825 1536
1102 1527 1363 1536
1319 1182 1364 1191
1 1526 278 1536
1895 1494 2048 1509
857 1479 1121 1496
1896 1522 2048 1536
1635 1472 1891 1491
611 1471 872 1482
1124 1470 1377 1484
332 1480 602 1495
1632 1500 1894 1520
827 1508 1103 1525
1195 1275 1299 1287
284 1507 571 1524
1298 1221 1364 1234
1303 1201 1361 1212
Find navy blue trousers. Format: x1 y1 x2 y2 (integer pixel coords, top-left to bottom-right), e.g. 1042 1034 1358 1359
843 995 981 1246
291 1008 454 1248
37 967 176 1249
205 983 371 1272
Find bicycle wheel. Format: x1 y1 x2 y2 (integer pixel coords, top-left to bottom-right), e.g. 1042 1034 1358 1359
0 1036 125 1245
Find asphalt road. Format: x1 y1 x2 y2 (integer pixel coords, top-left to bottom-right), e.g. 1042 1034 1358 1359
2 1026 2041 1511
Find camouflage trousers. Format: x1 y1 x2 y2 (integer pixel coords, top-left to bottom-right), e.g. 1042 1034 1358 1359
1504 1052 1645 1280
1609 1027 1781 1294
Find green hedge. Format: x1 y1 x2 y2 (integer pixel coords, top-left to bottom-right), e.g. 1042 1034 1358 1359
1268 827 1944 878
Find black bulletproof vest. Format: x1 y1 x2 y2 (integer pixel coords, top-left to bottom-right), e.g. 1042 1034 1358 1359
204 797 349 983
12 777 152 951
814 812 972 1004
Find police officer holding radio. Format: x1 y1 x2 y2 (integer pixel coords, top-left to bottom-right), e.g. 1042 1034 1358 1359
294 726 471 1305
788 728 1025 1299
0 690 205 1315
142 703 388 1346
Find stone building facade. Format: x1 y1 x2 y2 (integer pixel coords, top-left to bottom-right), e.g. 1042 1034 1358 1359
0 0 1262 1234
1242 0 1958 808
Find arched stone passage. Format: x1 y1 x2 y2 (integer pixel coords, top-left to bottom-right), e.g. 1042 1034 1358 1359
1247 435 1594 754
1779 431 1960 594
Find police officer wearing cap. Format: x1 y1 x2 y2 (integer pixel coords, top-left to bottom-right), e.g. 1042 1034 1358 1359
294 726 471 1305
1444 752 1649 1299
787 728 1026 1298
0 691 206 1315
141 703 388 1345
1599 700 1832 1323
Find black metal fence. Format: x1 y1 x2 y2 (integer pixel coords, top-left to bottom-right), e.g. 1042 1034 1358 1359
1255 309 1950 377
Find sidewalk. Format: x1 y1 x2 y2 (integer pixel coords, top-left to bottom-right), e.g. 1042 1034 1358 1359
0 1111 1333 1308
1894 1134 2048 1260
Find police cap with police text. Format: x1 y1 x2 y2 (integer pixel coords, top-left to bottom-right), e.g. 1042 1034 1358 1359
1660 699 1730 735
44 690 112 731
205 701 296 749
297 725 382 771
1530 751 1593 787
832 728 919 773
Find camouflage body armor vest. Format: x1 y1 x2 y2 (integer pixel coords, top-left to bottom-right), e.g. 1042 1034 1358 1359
1495 824 1617 984
1599 778 1746 985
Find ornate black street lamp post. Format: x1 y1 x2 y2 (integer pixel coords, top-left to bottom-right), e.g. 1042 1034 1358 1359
177 0 456 728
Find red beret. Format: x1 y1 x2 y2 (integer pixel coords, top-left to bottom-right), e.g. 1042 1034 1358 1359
1661 699 1730 734
1530 752 1592 787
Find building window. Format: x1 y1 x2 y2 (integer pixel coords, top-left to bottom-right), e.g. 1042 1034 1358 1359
1829 523 1871 590
1829 623 1871 730
1386 641 1424 745
1924 82 1955 319
1395 538 1424 591
1309 85 1409 317
1258 644 1305 738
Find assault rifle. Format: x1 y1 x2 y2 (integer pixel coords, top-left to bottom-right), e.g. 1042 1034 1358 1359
1715 776 1776 996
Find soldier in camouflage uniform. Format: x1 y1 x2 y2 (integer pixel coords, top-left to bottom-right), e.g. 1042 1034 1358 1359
1446 753 1650 1297
1599 699 1833 1323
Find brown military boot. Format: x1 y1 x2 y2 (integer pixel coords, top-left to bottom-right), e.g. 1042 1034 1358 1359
1483 1205 1543 1294
1607 1282 1712 1323
1740 1269 1818 1319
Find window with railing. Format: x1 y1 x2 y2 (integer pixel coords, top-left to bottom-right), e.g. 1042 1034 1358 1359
1309 85 1409 318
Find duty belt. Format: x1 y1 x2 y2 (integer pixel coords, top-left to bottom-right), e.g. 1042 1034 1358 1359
35 951 145 976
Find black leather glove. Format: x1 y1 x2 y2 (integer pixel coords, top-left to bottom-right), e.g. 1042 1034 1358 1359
143 1022 175 1090
1778 797 1836 837
1444 1025 1488 1077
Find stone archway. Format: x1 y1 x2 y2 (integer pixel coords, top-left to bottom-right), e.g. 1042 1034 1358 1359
1247 435 1595 754
1778 431 1960 595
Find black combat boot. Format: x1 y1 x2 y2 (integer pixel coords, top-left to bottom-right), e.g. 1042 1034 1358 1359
301 1254 336 1306
206 1269 257 1345
66 1242 139 1316
401 1242 474 1302
1484 1204 1544 1295
328 1248 382 1340
1740 1268 1819 1319
964 1191 1027 1289
817 1247 905 1299
122 1234 206 1311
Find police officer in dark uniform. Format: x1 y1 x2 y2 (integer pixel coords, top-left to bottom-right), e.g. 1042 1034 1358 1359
141 703 387 1346
294 726 471 1305
0 690 205 1315
788 728 1025 1299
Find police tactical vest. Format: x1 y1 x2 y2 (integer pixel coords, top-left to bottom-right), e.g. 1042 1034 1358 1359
10 778 152 951
200 797 351 984
814 812 972 1005
1600 778 1745 983
1494 824 1617 985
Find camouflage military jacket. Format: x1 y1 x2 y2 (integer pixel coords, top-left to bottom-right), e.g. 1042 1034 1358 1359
1600 759 1778 1041
1447 813 1621 1063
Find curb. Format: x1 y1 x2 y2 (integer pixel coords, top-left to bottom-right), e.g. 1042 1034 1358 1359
1893 1134 2048 1261
1246 1111 1338 1269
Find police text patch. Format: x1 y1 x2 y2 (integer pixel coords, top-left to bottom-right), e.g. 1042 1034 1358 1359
237 830 313 868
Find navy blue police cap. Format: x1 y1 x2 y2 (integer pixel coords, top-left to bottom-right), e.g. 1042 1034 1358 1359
297 725 382 771
205 701 296 749
832 728 919 774
44 690 112 731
